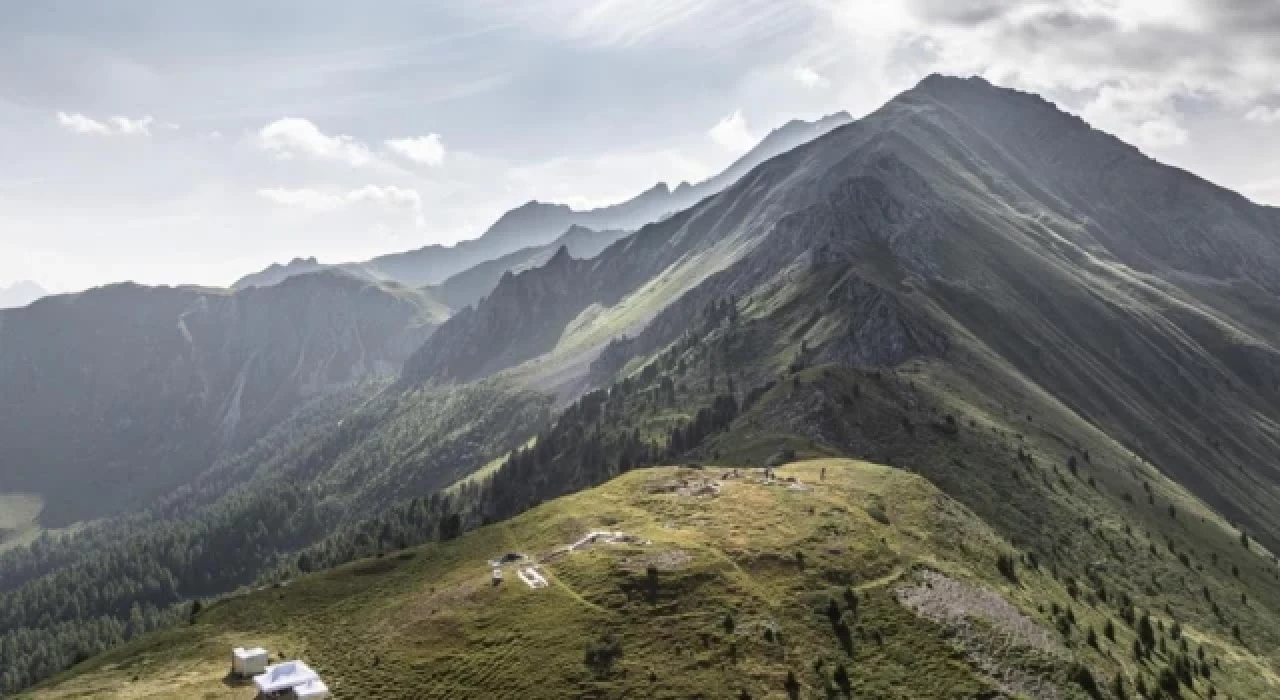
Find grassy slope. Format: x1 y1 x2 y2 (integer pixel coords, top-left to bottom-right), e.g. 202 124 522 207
444 436 539 497
28 459 1096 700
707 361 1280 699
611 257 1280 698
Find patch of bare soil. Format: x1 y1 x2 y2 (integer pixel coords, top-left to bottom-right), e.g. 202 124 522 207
648 476 723 498
621 549 693 572
399 576 490 624
896 569 1067 700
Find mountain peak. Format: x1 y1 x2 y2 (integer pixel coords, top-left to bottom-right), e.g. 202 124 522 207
232 256 329 291
546 244 573 267
762 111 854 144
0 279 49 309
906 72 1065 116
914 72 992 92
899 72 1104 154
513 199 573 214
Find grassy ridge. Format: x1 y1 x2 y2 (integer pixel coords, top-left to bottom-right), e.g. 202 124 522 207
707 361 1280 698
26 460 1082 699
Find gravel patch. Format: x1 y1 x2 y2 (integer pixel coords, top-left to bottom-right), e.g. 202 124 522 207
621 549 693 572
896 569 1067 700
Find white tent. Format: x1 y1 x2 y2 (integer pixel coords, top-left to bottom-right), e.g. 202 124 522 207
518 566 548 589
231 646 268 676
293 678 330 699
253 660 320 695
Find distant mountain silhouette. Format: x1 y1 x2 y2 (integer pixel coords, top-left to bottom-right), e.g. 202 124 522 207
0 271 446 525
0 280 47 309
232 111 854 292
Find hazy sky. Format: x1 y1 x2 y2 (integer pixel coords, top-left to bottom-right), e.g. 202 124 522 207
3 0 1280 292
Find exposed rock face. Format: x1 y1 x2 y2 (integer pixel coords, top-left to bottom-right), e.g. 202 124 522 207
0 271 441 524
412 129 955 389
813 275 949 368
406 247 589 381
583 171 951 387
433 225 632 311
906 74 1280 291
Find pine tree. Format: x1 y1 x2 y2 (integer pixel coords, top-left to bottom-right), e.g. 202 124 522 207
833 664 851 697
784 670 800 700
1138 612 1156 651
1110 674 1128 700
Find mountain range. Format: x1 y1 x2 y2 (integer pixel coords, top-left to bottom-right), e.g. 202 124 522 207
5 77 1280 699
412 74 1280 538
231 111 853 295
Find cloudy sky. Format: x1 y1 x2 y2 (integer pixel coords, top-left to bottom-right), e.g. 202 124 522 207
3 0 1280 292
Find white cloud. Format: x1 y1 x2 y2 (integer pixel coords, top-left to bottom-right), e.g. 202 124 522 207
1134 118 1190 149
56 112 110 134
257 185 424 225
1079 84 1190 151
257 118 372 166
1245 105 1280 124
56 112 166 136
793 66 829 89
256 187 346 212
791 1 1280 153
708 110 754 152
385 134 446 166
346 185 424 226
1240 177 1280 205
56 112 167 136
108 115 155 135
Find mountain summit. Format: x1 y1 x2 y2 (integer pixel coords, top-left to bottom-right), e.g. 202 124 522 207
413 72 1280 542
0 280 47 309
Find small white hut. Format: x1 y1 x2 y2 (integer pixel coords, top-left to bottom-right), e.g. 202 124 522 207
254 660 321 697
231 646 268 677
